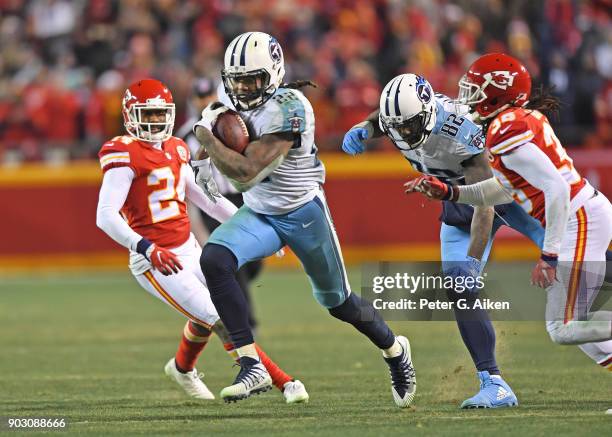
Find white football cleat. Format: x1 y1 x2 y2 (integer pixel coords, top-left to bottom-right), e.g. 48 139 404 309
220 356 272 403
383 335 416 408
164 358 215 400
283 380 309 404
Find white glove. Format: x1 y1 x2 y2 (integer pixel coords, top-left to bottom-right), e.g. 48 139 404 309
191 158 221 203
193 102 229 132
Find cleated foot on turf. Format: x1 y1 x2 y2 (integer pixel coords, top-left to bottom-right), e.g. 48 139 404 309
164 358 215 400
383 335 416 408
220 356 272 403
460 371 518 409
283 380 309 404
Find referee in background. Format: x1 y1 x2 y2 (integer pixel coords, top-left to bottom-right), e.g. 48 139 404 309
177 77 262 332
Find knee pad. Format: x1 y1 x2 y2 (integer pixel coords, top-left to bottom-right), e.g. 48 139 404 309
200 243 238 279
317 290 348 310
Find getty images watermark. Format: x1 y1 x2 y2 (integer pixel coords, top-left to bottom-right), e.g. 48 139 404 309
371 271 507 311
360 261 611 321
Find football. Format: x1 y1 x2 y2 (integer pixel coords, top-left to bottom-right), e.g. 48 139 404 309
212 110 250 154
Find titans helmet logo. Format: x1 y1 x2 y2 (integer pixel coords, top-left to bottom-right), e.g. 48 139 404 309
269 38 282 64
415 76 432 103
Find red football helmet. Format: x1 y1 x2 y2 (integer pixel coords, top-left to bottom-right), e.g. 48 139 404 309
458 53 531 120
122 79 175 142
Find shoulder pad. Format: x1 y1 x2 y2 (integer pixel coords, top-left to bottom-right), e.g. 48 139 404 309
487 110 534 155
98 136 134 173
264 89 307 134
434 105 484 157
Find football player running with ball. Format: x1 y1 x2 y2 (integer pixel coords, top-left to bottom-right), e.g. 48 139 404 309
96 79 308 404
343 73 548 408
192 32 416 407
411 54 612 373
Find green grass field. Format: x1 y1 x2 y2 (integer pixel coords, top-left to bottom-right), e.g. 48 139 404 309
1 267 610 436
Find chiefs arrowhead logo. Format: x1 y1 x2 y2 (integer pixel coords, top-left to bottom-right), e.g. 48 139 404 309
123 89 137 105
483 70 515 90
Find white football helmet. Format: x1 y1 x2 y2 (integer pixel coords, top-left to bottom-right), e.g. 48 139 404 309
379 74 437 150
222 31 285 111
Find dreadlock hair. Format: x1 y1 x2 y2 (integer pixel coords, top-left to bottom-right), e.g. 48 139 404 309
280 80 318 90
525 85 562 120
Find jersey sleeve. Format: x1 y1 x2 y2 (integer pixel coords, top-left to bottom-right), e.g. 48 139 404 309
98 138 135 174
487 115 534 156
259 89 307 135
459 120 485 158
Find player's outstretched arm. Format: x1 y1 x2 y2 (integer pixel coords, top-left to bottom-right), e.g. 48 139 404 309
409 173 514 206
341 109 384 155
195 126 292 192
462 153 495 261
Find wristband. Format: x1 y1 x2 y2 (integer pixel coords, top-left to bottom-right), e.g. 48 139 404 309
443 183 459 201
136 238 153 258
540 253 558 267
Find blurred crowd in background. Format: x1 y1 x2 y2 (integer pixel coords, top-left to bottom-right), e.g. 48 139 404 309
0 0 610 162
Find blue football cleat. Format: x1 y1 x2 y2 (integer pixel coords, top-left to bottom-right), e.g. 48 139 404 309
460 371 518 409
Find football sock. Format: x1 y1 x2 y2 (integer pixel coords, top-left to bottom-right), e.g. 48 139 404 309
200 243 254 348
447 290 500 375
175 321 211 373
236 343 259 361
223 342 290 389
382 338 403 358
328 293 395 350
223 342 240 361
255 344 292 390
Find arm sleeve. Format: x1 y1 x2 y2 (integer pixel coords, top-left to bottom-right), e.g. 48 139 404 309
96 167 143 250
184 164 238 223
456 177 515 206
501 142 570 254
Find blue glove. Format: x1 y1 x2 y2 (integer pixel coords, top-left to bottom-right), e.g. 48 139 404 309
342 127 369 155
445 256 483 293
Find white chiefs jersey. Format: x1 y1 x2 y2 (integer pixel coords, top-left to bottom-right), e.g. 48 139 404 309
390 94 485 183
218 84 325 215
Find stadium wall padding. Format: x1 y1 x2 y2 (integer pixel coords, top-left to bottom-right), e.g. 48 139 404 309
1 151 610 272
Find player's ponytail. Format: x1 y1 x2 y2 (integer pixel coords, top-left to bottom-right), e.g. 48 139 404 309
280 80 318 90
525 85 562 119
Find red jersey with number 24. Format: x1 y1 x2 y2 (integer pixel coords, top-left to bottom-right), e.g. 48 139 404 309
98 135 192 248
486 108 585 224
